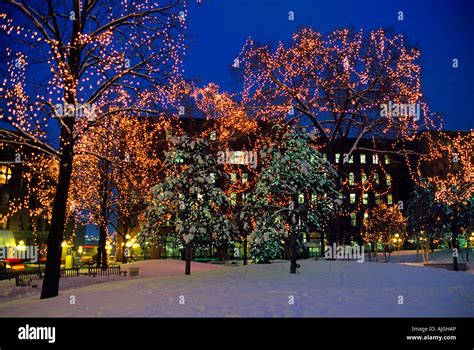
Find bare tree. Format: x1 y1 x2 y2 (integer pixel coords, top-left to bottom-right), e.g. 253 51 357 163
0 0 185 298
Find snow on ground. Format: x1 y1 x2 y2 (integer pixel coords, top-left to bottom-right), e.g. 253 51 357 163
0 258 473 317
0 260 223 302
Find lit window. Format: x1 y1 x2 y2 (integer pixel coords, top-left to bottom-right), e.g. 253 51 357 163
230 193 237 206
0 166 12 185
349 193 356 204
375 194 381 205
349 173 355 185
210 130 217 141
229 151 246 165
384 155 390 164
372 154 379 164
364 212 369 220
363 193 369 205
348 155 354 164
230 173 237 183
351 213 357 227
322 153 327 161
298 193 305 204
387 194 393 205
242 173 248 184
360 154 366 164
361 172 367 184
374 173 380 185
335 153 340 164
386 174 391 186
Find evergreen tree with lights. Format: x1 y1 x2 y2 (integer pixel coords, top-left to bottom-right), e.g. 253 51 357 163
243 124 338 272
139 134 236 275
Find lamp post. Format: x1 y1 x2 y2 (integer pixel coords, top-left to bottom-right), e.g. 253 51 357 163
392 234 402 263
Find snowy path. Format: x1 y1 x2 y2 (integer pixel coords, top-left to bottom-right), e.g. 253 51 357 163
0 259 473 317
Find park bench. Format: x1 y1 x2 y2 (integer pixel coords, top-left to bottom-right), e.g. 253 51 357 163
14 269 42 287
87 265 127 277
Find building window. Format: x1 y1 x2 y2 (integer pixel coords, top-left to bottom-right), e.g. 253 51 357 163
372 154 379 164
242 173 248 184
210 130 217 141
349 173 355 186
322 153 327 161
230 173 237 183
351 213 357 227
361 172 367 184
374 173 380 185
348 155 354 164
387 194 393 205
0 166 12 185
229 151 246 165
349 193 356 204
386 174 391 186
384 155 390 164
298 193 305 204
335 153 340 164
2 193 9 205
363 193 369 205
230 193 237 206
360 154 366 164
375 194 381 205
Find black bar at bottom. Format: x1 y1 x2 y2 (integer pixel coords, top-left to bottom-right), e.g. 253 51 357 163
0 317 471 349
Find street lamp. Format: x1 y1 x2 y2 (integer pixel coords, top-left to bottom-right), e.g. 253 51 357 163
392 234 402 262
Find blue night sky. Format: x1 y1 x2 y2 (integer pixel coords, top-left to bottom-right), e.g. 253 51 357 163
185 0 473 131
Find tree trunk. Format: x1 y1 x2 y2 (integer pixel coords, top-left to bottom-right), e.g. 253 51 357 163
290 232 298 274
320 230 325 258
424 240 430 263
185 243 192 275
97 224 107 270
40 128 74 299
326 144 338 248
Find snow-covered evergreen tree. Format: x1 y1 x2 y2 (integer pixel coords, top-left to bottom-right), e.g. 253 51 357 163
243 124 339 272
139 134 236 275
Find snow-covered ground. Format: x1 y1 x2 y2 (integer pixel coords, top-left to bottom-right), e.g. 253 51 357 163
0 257 473 317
